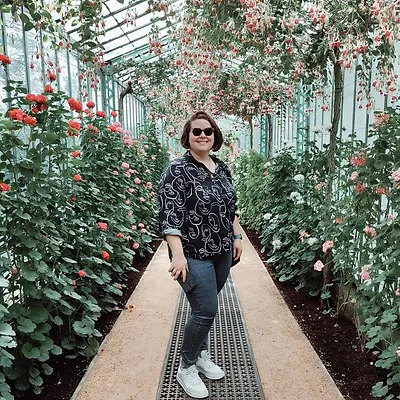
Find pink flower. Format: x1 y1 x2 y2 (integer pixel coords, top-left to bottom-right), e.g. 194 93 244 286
138 223 144 228
388 214 395 221
363 226 377 237
322 240 334 253
315 182 323 191
125 172 131 178
397 347 400 357
314 260 324 271
112 170 119 175
124 137 133 146
128 169 136 174
128 211 133 216
98 222 108 231
139 197 145 202
78 270 86 277
132 225 137 230
121 162 130 169
125 199 131 205
132 242 140 249
300 231 310 242
355 182 366 193
391 168 400 182
145 168 151 174
141 134 147 139
146 182 153 189
116 232 124 239
361 265 371 281
350 171 359 181
376 187 388 195
128 188 134 193
141 228 147 234
395 288 400 296
134 178 141 184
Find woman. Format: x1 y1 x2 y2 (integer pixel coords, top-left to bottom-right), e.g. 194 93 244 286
158 111 243 398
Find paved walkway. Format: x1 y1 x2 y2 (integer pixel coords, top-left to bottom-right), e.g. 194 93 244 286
72 229 344 400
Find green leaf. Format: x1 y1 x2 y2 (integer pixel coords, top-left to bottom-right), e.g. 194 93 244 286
42 363 53 375
0 323 15 336
0 277 9 288
43 288 61 300
28 374 43 387
50 345 62 355
21 237 38 248
20 267 38 281
17 318 37 334
29 306 49 324
0 349 14 368
28 250 42 260
52 316 63 326
16 209 31 220
22 343 41 359
62 257 77 264
0 336 16 348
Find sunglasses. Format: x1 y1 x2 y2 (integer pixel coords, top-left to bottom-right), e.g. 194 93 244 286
191 127 214 137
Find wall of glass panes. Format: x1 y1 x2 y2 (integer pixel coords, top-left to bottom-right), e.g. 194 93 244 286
266 48 400 158
0 11 146 133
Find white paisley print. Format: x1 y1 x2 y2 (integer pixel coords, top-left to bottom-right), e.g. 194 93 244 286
158 151 237 259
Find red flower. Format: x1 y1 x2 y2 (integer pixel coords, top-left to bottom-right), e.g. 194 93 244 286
116 232 124 239
98 222 108 231
117 284 122 290
96 111 106 118
26 93 37 102
87 101 95 108
8 109 25 121
44 84 54 93
73 174 83 181
0 182 11 191
101 250 110 261
12 268 18 275
70 150 81 158
47 69 57 82
88 125 99 134
23 116 37 127
111 110 117 117
78 270 86 277
69 120 81 131
0 54 11 66
68 98 83 113
71 196 77 202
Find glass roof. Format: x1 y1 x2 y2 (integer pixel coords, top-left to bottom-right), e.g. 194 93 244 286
66 0 183 64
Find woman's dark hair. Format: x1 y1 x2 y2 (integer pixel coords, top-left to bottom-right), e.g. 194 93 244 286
180 111 223 151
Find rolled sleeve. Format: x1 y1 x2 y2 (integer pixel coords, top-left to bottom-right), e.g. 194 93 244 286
158 164 187 237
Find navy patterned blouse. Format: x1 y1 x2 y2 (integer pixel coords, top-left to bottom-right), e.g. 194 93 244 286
158 151 237 259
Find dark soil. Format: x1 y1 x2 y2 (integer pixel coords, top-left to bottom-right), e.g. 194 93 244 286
243 226 393 400
20 239 162 400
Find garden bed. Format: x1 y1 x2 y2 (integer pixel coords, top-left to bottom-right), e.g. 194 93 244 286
20 231 392 400
243 226 391 400
21 239 162 400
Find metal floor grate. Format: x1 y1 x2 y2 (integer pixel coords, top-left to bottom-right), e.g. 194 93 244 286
157 275 265 399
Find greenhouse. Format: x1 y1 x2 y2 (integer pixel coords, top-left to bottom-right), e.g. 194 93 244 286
0 0 400 399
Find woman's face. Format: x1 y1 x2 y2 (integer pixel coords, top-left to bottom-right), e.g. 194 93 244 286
188 118 214 154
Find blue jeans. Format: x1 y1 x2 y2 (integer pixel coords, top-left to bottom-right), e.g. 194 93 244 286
180 250 232 366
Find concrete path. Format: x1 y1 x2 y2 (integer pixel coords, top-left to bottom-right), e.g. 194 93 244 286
72 229 343 400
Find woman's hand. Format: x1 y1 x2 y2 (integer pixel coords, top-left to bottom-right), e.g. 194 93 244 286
168 254 188 281
233 239 243 261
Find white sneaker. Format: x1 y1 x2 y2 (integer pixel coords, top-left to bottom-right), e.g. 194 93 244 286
177 364 209 398
195 350 225 380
